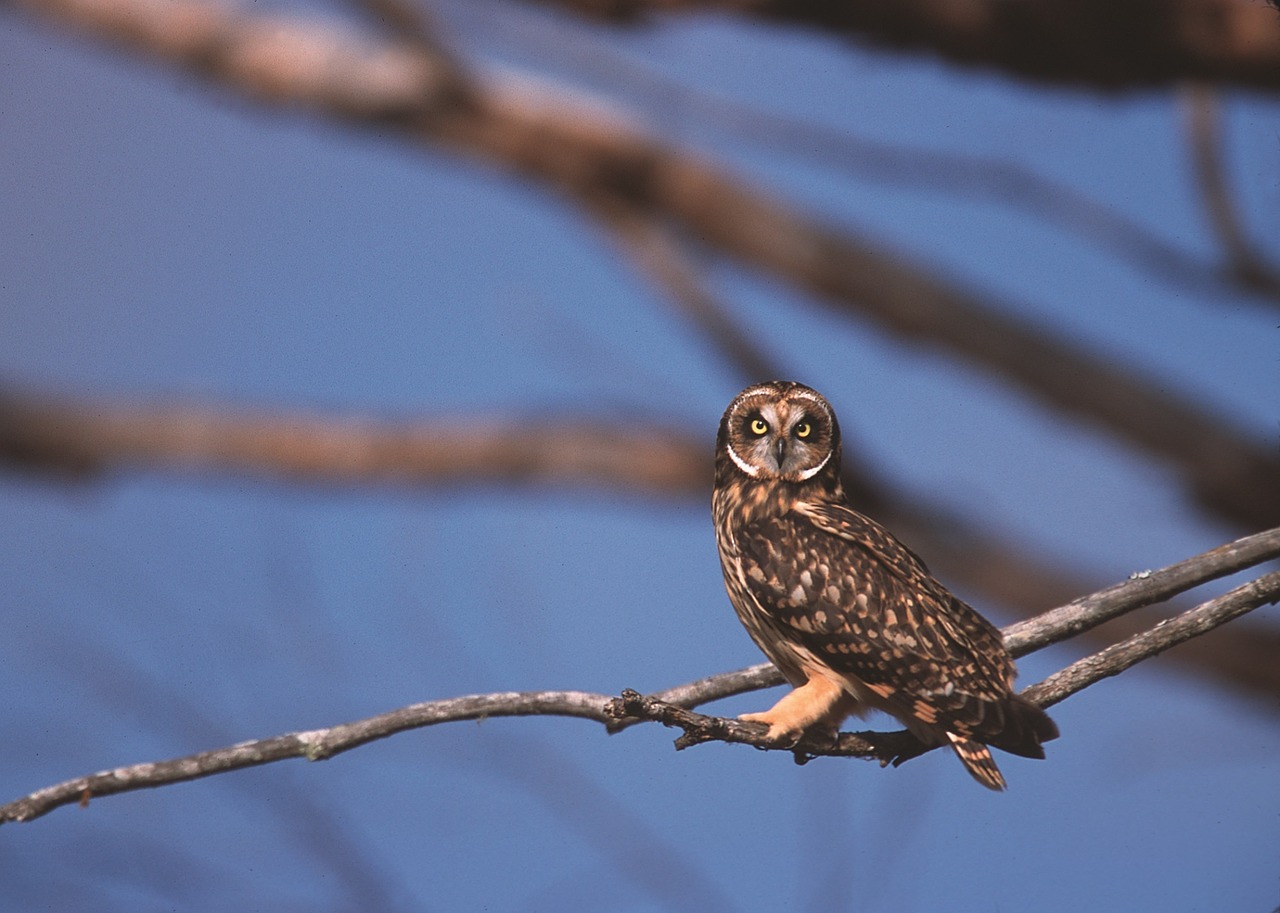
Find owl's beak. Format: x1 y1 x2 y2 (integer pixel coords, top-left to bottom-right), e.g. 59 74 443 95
773 436 788 469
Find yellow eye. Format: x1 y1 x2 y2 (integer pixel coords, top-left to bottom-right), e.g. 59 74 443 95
795 421 812 439
749 418 769 436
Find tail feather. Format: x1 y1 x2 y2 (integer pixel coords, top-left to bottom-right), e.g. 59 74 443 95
984 694 1060 760
947 733 1006 791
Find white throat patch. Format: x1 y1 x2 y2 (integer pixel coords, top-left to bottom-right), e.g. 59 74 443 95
795 450 832 481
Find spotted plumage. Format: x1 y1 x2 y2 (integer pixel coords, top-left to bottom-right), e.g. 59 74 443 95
712 381 1058 790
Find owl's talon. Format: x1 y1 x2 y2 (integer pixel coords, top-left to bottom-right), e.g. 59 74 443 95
738 712 803 747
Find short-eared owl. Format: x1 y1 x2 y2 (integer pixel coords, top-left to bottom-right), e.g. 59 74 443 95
712 381 1057 790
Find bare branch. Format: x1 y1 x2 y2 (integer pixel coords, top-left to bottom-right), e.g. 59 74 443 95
1003 524 1280 655
0 691 615 825
10 0 1280 530
528 0 1280 93
3 529 1275 825
1023 569 1280 708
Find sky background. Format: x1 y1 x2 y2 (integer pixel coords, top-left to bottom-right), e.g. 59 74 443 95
2 2 1279 911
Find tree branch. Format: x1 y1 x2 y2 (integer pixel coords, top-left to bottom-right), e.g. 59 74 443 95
0 691 617 825
1002 524 1280 655
1022 569 1280 708
528 0 1280 93
4 528 1275 825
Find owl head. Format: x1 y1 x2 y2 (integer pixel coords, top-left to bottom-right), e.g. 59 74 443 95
716 381 842 485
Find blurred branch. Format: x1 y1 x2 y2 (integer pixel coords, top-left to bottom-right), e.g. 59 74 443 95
3 528 1276 824
10 0 1279 530
728 107 1280 307
1182 84 1280 301
593 200 783 383
0 389 707 495
528 0 1280 93
0 382 1106 612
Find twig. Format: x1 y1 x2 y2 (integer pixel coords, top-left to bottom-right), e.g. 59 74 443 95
3 529 1275 825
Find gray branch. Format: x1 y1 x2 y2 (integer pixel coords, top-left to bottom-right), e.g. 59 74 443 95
1022 569 1280 709
3 527 1276 825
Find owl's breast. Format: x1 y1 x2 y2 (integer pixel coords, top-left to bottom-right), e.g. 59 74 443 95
712 496 812 685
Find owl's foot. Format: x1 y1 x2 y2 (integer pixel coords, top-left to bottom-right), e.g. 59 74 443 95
739 710 803 746
738 676 851 746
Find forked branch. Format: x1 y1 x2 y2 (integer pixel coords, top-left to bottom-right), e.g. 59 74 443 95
3 528 1276 825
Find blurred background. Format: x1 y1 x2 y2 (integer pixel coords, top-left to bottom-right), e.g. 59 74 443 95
2 0 1278 910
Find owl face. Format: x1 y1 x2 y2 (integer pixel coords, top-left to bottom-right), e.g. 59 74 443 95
717 381 840 483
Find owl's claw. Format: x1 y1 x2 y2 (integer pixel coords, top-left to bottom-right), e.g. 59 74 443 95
738 711 803 747
737 675 849 748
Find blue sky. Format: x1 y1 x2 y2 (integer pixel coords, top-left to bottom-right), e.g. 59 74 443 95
2 3 1278 911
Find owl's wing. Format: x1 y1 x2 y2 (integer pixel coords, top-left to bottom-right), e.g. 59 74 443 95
735 505 1052 753
791 500 1011 673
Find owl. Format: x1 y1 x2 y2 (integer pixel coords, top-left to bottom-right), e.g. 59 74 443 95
712 381 1057 790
